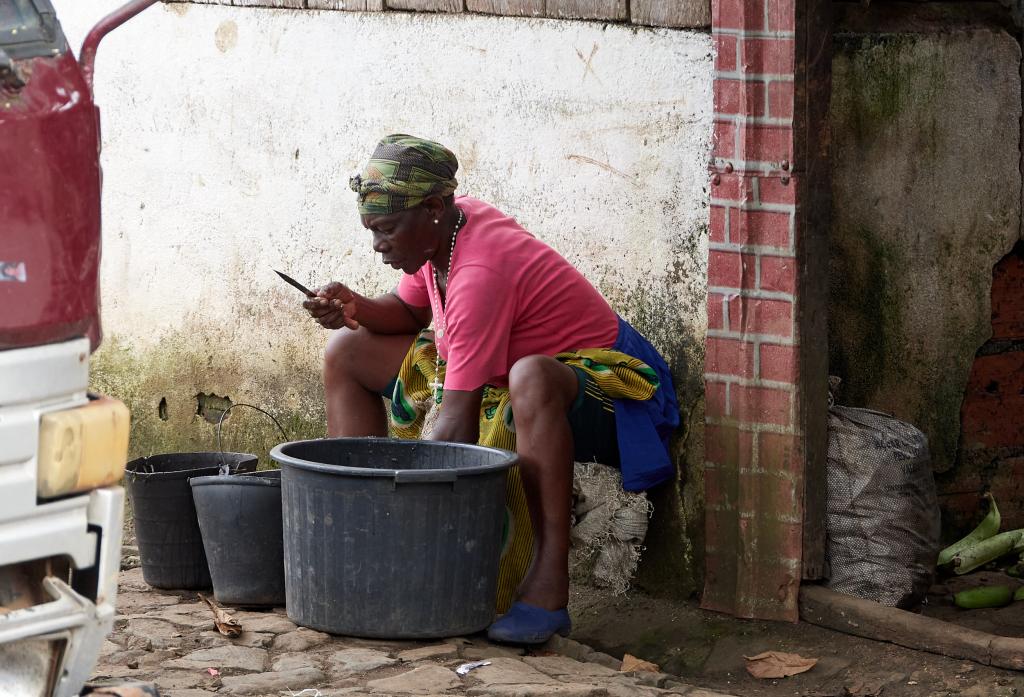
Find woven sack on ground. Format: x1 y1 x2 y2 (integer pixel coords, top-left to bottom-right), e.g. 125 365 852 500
570 461 652 595
826 406 940 608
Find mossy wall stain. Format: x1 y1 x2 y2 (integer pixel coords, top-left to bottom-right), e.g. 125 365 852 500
829 225 906 400
90 297 330 467
830 29 1021 473
597 220 708 600
91 341 326 467
837 34 944 145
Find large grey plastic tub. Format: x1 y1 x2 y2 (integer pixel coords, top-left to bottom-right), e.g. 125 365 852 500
270 438 515 638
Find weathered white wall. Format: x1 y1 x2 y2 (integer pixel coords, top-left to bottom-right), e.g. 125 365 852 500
59 1 712 590
59 1 711 342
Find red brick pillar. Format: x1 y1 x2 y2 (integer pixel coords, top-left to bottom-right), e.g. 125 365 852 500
701 0 829 621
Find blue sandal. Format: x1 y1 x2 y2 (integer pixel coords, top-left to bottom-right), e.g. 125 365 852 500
487 601 572 645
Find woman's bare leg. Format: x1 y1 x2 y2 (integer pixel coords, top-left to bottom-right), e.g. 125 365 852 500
507 354 580 610
323 328 416 436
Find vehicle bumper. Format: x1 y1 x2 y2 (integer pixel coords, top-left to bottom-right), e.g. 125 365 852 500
0 486 123 697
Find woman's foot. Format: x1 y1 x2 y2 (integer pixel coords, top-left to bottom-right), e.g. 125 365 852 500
487 601 572 645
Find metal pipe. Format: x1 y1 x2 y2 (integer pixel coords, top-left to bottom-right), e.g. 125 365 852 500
79 0 159 91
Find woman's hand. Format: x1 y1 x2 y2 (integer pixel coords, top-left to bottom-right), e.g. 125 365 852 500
303 282 360 330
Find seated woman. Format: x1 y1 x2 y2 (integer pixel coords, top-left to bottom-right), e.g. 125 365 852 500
305 134 679 644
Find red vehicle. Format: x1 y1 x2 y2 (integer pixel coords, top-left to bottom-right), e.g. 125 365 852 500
0 1 157 694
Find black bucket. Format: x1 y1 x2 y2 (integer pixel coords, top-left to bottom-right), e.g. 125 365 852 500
190 470 285 606
271 438 516 638
125 453 258 589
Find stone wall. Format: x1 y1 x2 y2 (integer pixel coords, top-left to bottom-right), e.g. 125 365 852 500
56 1 714 596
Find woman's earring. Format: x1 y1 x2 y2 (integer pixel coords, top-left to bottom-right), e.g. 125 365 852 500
433 219 439 224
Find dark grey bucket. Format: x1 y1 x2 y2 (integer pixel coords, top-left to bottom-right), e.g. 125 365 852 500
191 470 285 606
125 452 258 590
270 438 516 638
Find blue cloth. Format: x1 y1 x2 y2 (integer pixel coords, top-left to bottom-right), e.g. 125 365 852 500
612 317 680 492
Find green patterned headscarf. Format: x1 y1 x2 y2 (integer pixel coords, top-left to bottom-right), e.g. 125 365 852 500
349 134 459 215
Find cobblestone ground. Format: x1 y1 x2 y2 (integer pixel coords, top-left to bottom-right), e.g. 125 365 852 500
89 567 738 697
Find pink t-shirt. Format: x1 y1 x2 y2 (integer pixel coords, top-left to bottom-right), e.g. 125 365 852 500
396 197 619 391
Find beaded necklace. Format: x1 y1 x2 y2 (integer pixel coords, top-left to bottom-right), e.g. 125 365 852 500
428 206 465 401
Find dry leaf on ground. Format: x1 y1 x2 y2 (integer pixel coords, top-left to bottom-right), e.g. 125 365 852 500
620 653 660 673
198 593 242 638
743 650 818 679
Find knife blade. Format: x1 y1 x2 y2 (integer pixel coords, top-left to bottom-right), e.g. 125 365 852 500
274 269 315 297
